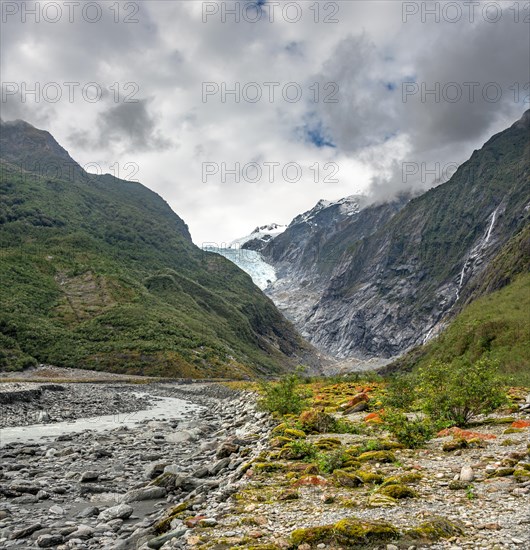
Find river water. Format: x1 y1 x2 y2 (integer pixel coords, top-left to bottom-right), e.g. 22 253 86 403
0 393 203 447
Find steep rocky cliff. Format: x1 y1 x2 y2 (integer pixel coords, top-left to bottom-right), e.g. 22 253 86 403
264 110 530 360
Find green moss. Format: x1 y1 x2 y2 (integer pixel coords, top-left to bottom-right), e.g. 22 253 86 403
378 484 418 499
150 472 176 488
342 459 362 470
405 516 464 542
334 518 399 545
290 517 398 546
270 436 293 448
314 437 342 450
487 467 515 478
253 462 286 473
278 489 299 501
513 469 530 481
367 494 398 507
271 423 289 435
399 472 423 483
290 525 334 546
358 450 396 463
284 428 306 439
333 469 363 488
353 470 384 484
504 427 524 434
442 438 468 452
153 501 190 534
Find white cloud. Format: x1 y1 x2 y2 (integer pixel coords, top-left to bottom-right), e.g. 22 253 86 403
1 1 527 243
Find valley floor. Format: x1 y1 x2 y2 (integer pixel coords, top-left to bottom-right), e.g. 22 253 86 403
0 377 528 549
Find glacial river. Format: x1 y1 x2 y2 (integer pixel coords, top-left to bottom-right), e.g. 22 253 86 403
0 393 203 447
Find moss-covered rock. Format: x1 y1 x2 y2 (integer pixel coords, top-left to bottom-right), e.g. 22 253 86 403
291 525 334 546
353 470 384 484
487 467 515 478
504 427 524 434
342 459 362 470
150 472 176 489
278 489 299 501
449 480 469 490
378 484 418 499
314 437 342 450
332 469 363 488
358 450 396 463
299 409 337 433
290 517 398 547
253 462 286 473
442 438 468 452
153 501 190 534
284 428 306 439
270 436 293 448
304 464 319 475
405 516 464 542
333 518 399 545
271 422 289 435
513 469 530 481
400 472 423 483
367 493 398 507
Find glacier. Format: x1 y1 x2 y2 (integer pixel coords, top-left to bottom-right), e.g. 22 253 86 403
203 245 277 290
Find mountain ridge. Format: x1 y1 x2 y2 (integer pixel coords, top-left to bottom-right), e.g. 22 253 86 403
0 120 318 376
261 110 530 361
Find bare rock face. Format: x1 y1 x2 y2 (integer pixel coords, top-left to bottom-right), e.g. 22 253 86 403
263 111 530 360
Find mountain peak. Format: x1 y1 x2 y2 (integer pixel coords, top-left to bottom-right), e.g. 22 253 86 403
0 118 80 176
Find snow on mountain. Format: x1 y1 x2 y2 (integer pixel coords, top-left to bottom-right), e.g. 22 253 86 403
229 223 287 249
289 195 365 227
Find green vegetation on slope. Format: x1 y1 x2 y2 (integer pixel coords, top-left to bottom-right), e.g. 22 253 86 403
388 273 530 383
387 225 530 382
0 121 311 377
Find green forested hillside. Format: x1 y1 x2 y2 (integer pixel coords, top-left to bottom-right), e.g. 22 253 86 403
0 120 313 377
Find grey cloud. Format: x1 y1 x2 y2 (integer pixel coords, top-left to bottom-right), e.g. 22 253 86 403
74 99 174 153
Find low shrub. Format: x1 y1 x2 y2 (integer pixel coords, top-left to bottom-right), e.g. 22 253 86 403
383 410 434 449
258 373 308 416
417 358 507 426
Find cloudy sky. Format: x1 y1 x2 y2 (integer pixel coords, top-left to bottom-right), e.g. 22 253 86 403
1 0 528 243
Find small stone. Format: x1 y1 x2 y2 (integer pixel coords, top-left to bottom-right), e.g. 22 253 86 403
77 506 99 518
387 545 399 550
459 466 474 482
199 518 218 527
10 523 42 539
147 528 187 549
37 534 64 547
121 486 166 503
49 504 65 515
98 503 133 522
80 471 99 482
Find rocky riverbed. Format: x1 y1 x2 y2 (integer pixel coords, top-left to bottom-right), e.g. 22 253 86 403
1 381 529 550
0 383 275 549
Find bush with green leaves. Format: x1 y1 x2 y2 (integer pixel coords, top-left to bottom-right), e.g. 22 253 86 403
286 440 317 460
382 410 434 448
316 449 347 473
382 374 417 410
417 358 507 426
258 373 308 416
